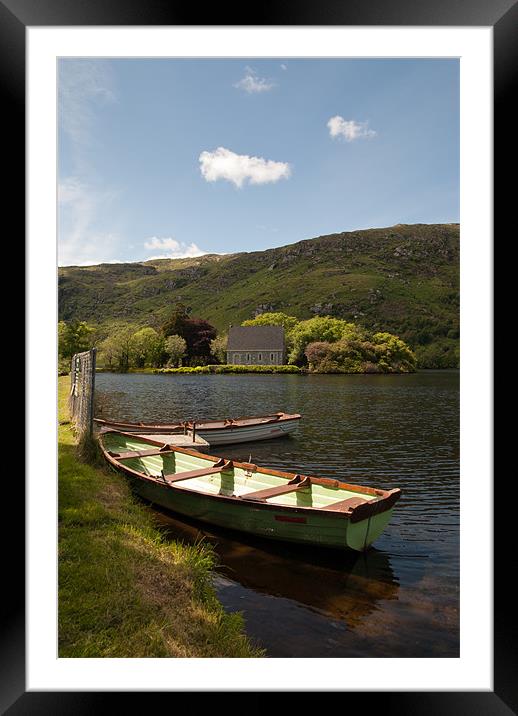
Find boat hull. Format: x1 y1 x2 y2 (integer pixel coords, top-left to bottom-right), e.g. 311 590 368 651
197 419 299 445
95 414 301 446
99 432 400 552
113 467 393 551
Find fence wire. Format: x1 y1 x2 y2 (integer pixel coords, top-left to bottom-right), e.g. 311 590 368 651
68 348 97 438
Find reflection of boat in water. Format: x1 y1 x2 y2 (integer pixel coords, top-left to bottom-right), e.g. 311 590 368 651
151 506 400 629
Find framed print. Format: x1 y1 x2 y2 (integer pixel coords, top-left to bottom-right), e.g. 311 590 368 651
8 0 507 709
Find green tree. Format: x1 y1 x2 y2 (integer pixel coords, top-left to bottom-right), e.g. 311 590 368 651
242 312 299 333
98 328 135 372
131 327 165 368
210 334 227 364
288 316 362 364
161 303 190 338
162 305 216 364
58 320 95 359
372 332 417 372
304 331 416 374
164 334 187 367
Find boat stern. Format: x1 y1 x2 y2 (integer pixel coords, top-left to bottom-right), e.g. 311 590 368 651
344 488 401 551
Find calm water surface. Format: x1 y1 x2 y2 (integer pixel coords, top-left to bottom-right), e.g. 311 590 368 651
95 371 459 657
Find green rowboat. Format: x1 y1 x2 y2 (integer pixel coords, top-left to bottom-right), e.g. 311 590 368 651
99 431 401 552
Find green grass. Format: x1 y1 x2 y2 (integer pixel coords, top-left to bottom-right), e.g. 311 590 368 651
154 364 302 374
58 376 262 657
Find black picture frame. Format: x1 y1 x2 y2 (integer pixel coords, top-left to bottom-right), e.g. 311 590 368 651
10 0 505 710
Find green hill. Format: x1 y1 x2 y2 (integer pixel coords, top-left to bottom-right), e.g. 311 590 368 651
58 223 460 368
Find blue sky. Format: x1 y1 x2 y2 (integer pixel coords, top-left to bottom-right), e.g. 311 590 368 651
58 58 459 266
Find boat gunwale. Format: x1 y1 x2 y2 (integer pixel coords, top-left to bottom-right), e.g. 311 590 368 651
94 412 301 432
98 430 401 523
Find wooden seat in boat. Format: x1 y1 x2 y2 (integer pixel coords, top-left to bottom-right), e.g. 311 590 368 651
109 447 173 459
240 475 311 502
323 496 368 512
161 459 233 484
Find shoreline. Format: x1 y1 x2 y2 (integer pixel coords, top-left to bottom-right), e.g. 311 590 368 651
93 365 435 376
58 376 261 658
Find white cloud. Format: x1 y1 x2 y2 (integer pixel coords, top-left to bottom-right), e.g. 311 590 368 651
59 60 116 145
199 147 291 188
58 63 121 266
327 116 377 142
58 177 86 206
234 66 275 94
143 237 207 260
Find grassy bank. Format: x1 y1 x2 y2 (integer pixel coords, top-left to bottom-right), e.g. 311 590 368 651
58 376 261 657
154 364 302 375
98 363 419 376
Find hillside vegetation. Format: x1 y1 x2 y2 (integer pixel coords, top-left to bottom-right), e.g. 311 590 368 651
58 223 459 368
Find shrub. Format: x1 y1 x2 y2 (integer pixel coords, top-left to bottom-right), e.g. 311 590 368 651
288 317 364 364
154 364 302 375
304 331 416 374
415 342 459 369
58 357 71 376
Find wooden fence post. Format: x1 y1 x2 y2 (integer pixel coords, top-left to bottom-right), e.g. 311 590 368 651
87 348 97 437
68 348 97 439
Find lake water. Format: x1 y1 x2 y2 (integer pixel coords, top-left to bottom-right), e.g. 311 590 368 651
95 370 459 657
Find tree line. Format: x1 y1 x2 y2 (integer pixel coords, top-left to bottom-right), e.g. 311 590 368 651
242 312 416 373
59 305 417 374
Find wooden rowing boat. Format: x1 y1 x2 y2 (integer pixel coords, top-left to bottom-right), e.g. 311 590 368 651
98 431 401 552
94 412 301 446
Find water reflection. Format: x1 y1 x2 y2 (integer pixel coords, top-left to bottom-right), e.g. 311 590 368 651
95 371 459 657
151 505 400 629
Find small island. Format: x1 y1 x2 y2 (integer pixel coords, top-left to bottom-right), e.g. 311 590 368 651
59 304 417 375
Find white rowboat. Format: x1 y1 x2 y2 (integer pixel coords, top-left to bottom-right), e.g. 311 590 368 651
94 412 301 446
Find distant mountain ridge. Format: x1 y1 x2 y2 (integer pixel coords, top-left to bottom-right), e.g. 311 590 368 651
58 223 460 367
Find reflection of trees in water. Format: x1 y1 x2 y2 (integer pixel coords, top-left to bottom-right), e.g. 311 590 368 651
150 505 400 630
